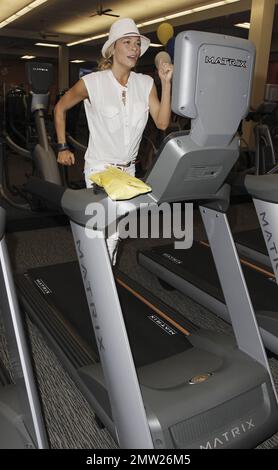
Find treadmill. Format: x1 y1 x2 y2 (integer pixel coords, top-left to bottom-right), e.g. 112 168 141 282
138 237 278 355
233 92 278 270
18 31 278 449
138 72 278 358
139 185 278 355
0 207 48 448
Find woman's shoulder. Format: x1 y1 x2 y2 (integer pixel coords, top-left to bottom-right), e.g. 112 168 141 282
82 70 108 88
82 69 109 83
132 71 153 85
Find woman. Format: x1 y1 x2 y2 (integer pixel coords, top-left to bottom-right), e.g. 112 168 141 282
54 17 173 263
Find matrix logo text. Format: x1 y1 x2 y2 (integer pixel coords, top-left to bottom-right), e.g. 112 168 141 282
200 419 255 448
205 56 247 68
259 211 278 275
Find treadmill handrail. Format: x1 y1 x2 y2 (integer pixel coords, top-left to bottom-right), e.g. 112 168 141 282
0 207 49 448
245 174 278 202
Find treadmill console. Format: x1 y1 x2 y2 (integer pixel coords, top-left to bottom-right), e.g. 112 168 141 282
146 32 256 203
172 30 255 146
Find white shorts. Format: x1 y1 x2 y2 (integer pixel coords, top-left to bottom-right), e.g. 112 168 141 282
84 162 136 264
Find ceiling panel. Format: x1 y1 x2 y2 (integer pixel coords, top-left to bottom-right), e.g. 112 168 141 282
0 0 250 40
0 0 277 62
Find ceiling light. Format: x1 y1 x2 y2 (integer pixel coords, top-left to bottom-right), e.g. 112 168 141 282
67 0 241 47
137 18 165 27
150 43 163 48
193 1 226 12
165 11 193 20
0 0 48 29
70 59 85 63
235 22 250 29
35 42 60 47
21 55 36 59
68 33 108 47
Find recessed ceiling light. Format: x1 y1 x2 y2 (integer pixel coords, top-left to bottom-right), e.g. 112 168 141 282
21 55 36 59
235 22 250 29
0 0 49 29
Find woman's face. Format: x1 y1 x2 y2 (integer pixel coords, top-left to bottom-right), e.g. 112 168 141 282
113 36 141 68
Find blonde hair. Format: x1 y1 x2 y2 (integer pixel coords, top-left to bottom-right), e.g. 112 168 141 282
98 44 114 70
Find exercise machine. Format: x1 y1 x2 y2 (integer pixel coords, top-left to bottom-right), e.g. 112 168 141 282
0 63 62 211
232 86 278 266
0 206 48 448
139 237 278 355
19 31 278 449
139 113 278 354
25 62 61 185
139 178 278 355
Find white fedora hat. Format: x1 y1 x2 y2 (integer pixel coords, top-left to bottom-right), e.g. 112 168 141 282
102 18 150 58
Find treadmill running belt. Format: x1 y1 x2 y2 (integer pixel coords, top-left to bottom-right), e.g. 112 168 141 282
20 262 194 368
141 242 278 312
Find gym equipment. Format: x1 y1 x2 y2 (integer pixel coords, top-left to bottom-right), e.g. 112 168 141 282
138 52 278 359
138 238 278 355
232 90 278 268
5 85 28 148
25 62 61 185
139 163 278 355
0 206 48 448
246 101 278 176
139 151 278 355
19 31 278 449
1 63 62 210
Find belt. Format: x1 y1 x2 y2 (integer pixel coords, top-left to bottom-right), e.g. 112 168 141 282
110 159 136 168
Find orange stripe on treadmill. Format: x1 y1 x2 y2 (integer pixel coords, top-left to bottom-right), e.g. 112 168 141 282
199 240 275 279
116 277 191 337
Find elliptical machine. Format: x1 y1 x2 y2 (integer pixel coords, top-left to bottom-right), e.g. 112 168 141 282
25 62 61 185
0 63 62 211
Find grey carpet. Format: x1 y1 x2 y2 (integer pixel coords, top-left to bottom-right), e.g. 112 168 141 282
1 202 277 448
27 320 116 449
3 225 117 449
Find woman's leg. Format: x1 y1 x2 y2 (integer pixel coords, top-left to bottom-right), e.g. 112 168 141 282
84 165 135 266
84 167 118 264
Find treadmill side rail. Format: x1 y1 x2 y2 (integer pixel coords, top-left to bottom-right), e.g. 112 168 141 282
253 198 278 286
70 221 153 449
200 206 277 402
0 235 49 449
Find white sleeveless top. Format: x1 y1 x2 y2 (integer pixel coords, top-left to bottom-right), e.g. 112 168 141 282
81 69 153 171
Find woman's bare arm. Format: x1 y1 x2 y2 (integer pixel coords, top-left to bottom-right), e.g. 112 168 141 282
54 79 88 166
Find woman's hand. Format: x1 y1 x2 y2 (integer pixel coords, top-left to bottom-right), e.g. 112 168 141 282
57 149 75 166
158 60 174 84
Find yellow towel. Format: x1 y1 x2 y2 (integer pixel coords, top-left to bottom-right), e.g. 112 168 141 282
90 167 152 201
